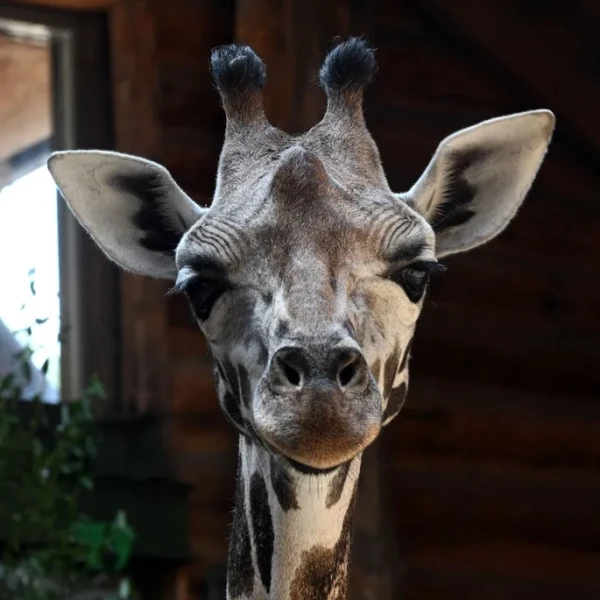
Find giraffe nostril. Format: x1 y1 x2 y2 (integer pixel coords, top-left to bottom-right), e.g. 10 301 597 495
269 347 307 392
338 361 357 387
333 348 369 392
282 362 301 387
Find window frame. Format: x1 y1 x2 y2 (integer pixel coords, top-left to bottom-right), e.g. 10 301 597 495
0 3 121 404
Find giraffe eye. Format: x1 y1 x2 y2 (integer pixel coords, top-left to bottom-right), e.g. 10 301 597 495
185 278 228 321
388 260 446 303
400 267 430 302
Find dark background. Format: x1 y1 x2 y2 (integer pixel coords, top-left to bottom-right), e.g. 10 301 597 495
6 1 600 598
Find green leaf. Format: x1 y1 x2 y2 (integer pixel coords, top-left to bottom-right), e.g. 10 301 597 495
79 476 94 490
71 520 106 546
21 360 32 383
71 520 107 570
84 377 106 400
117 578 132 599
41 359 50 375
106 511 136 571
0 373 15 392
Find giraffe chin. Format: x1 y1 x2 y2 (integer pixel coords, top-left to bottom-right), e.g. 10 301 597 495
256 419 381 472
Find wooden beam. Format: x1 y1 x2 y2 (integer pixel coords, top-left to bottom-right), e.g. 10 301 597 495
235 0 370 133
411 0 600 158
109 0 171 414
11 0 116 10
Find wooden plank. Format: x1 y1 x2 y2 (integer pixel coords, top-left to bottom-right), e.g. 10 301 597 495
405 375 600 423
388 371 600 469
405 540 600 590
166 324 208 362
410 0 600 160
350 440 403 600
367 14 517 112
158 65 222 132
387 459 600 552
151 0 232 67
0 36 50 163
10 0 115 9
235 0 370 132
402 566 600 600
391 403 600 471
427 249 600 330
412 305 600 398
161 138 221 199
168 361 218 414
109 0 171 413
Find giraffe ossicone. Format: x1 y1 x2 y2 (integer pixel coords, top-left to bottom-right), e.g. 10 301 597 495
48 38 555 599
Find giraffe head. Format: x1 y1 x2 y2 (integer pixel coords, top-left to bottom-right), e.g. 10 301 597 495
48 39 554 472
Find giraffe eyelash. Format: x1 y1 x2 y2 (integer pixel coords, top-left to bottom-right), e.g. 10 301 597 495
408 260 447 274
168 275 196 296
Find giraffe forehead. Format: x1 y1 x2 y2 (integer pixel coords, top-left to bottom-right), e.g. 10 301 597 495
181 197 425 278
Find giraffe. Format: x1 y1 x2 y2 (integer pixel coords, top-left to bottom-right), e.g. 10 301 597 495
47 39 554 600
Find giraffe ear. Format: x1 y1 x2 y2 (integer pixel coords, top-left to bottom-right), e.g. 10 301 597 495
404 110 555 258
48 151 207 279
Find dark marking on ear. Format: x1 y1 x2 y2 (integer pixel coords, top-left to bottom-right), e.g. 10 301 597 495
290 481 357 600
433 208 475 232
111 171 182 255
319 38 377 94
250 472 274 592
326 461 351 508
383 343 402 400
270 457 299 511
238 365 251 408
399 337 413 373
228 472 254 597
382 382 408 423
211 43 266 94
431 149 489 233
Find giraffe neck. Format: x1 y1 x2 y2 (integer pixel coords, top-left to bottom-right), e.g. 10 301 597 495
227 436 361 600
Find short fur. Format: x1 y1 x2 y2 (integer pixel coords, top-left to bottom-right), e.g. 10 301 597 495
319 38 377 94
211 44 267 94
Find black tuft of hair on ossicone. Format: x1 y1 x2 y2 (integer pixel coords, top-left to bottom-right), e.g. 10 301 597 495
210 44 266 94
319 37 377 95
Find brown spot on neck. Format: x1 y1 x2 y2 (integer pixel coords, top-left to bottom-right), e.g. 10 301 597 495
289 482 357 600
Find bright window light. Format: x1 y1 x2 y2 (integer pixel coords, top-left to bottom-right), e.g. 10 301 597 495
0 165 60 402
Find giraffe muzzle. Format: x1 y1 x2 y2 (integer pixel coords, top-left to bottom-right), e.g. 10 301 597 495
252 344 382 470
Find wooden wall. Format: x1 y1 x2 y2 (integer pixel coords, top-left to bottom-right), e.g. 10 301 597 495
366 2 600 599
162 1 600 596
13 0 600 597
118 0 600 597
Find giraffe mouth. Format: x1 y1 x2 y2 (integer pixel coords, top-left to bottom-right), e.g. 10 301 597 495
255 411 381 471
285 456 349 475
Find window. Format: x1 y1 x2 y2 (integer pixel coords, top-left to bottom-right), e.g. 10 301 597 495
0 7 118 405
0 30 56 401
